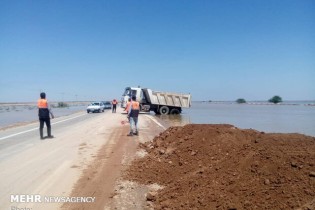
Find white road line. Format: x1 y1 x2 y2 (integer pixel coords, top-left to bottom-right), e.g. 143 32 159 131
144 115 166 130
0 113 87 141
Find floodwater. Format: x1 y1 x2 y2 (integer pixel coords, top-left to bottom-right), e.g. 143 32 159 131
0 104 88 128
155 102 315 137
1 102 315 137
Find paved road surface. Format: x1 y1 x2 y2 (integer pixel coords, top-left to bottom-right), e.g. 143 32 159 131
0 110 164 210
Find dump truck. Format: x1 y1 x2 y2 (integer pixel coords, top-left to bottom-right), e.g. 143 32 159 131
121 87 191 114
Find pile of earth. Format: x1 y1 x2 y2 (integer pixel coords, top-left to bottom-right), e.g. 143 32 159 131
126 124 315 210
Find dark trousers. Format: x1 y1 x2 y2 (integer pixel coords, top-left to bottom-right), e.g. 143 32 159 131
39 118 51 138
112 104 117 113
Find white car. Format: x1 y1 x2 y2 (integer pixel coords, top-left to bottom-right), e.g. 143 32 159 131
87 102 105 113
102 101 112 109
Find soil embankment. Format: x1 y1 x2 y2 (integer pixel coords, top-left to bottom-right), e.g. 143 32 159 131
126 124 315 210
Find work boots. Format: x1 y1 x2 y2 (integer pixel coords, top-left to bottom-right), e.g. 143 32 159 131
47 127 54 138
40 129 44 140
127 131 139 136
40 128 54 139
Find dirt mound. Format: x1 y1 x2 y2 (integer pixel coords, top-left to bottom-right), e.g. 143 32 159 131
126 124 315 210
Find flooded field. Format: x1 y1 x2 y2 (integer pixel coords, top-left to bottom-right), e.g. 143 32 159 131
0 102 89 128
1 101 315 137
156 102 315 137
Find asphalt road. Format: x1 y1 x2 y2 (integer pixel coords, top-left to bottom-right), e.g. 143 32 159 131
0 111 96 160
0 110 125 210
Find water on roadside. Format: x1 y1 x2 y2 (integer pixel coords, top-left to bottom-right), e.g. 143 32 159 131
0 103 88 128
1 101 315 137
155 102 315 137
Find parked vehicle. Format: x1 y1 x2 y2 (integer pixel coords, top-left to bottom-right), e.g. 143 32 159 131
102 101 112 109
87 102 105 113
121 87 191 115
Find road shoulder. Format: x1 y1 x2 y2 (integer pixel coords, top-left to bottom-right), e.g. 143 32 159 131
62 114 165 210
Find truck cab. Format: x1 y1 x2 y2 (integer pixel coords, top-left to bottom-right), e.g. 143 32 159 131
121 87 144 108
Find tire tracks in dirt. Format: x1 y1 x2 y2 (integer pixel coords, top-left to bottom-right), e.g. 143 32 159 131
62 125 138 210
62 114 166 210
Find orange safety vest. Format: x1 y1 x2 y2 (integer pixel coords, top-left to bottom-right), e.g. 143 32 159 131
131 101 140 110
125 101 131 112
129 101 140 117
38 99 48 108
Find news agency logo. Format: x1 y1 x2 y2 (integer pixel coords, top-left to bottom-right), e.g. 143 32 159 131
11 195 41 203
10 194 96 203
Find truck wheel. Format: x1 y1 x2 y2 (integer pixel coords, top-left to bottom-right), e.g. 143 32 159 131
159 106 169 115
87 110 90 113
154 109 160 115
170 108 180 115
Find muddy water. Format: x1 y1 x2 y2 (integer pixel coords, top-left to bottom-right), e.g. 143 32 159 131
0 104 88 128
1 102 315 137
155 102 315 137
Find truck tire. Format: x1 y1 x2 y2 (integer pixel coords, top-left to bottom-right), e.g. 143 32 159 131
159 106 169 115
154 109 160 115
170 108 180 115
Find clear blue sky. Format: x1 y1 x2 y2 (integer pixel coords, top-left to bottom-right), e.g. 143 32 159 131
0 0 314 102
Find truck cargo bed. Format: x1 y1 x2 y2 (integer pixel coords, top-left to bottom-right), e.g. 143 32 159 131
144 89 191 108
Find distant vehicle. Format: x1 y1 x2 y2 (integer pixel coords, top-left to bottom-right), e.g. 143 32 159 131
121 87 191 115
87 102 105 113
102 101 112 109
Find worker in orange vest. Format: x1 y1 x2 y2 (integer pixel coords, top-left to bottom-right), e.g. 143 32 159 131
112 99 118 113
127 95 140 136
37 92 54 140
124 98 131 114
